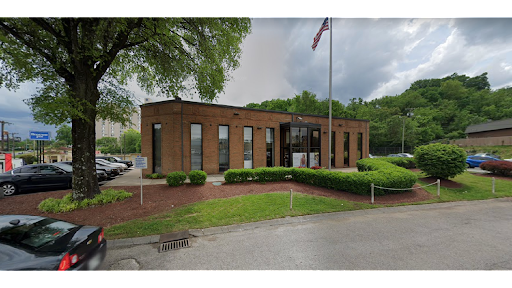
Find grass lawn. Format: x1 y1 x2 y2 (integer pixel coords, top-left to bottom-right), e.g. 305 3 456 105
417 172 512 202
104 171 512 240
105 192 378 239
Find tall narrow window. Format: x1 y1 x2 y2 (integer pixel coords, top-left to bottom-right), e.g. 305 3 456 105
153 123 162 174
344 132 350 167
219 125 229 172
191 124 202 170
310 128 320 167
244 127 253 169
266 128 274 167
357 133 363 160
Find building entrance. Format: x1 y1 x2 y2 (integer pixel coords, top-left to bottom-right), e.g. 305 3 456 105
280 122 321 168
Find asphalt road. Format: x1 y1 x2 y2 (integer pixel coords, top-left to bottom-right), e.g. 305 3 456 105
101 198 512 270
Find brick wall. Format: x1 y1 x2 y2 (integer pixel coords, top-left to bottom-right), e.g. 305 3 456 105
141 100 370 175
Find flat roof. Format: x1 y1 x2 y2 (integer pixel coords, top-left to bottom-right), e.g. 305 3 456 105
141 99 370 122
465 118 512 134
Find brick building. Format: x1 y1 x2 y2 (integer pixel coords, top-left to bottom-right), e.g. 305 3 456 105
140 99 370 175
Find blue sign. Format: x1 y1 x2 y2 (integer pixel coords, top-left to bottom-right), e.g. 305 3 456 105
29 131 51 141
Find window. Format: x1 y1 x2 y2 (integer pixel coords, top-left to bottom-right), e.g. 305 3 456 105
20 166 39 173
266 128 274 167
357 133 363 160
244 127 253 169
191 124 202 171
153 124 162 174
344 132 350 166
219 125 229 172
310 128 320 167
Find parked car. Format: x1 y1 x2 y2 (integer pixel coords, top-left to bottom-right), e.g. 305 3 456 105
1 163 73 196
95 158 127 172
466 155 501 168
473 153 501 159
397 153 414 158
59 161 110 182
386 154 402 157
0 215 107 270
97 156 133 168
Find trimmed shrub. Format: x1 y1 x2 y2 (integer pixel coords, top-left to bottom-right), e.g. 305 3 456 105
480 161 512 176
146 173 165 179
224 169 256 183
166 171 187 187
223 161 417 196
189 170 207 185
414 143 467 179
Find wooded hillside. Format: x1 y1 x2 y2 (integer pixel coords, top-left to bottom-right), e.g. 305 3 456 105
245 72 512 148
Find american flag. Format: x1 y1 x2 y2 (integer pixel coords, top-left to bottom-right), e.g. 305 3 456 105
311 17 329 51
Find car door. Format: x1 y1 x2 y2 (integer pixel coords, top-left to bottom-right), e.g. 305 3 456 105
10 166 41 190
39 165 70 188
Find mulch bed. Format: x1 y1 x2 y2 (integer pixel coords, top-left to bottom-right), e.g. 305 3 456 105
0 180 435 228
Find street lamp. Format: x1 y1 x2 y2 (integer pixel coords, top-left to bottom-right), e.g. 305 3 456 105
401 111 414 153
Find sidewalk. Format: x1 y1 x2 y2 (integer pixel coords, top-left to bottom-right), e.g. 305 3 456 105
103 167 359 187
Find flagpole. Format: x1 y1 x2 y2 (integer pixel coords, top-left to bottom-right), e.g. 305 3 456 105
328 17 332 171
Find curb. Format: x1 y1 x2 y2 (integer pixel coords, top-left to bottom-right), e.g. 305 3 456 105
106 198 511 249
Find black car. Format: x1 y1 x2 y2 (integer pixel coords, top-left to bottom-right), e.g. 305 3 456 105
0 163 73 196
0 215 107 270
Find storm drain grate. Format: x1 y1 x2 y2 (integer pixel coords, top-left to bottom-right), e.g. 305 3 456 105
158 230 190 253
159 238 190 252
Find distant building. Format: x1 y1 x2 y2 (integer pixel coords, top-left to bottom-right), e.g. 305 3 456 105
465 118 512 138
95 98 152 139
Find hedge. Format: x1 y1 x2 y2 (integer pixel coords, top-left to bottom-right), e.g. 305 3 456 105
223 159 417 196
479 161 512 177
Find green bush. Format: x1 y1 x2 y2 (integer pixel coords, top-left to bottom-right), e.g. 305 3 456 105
253 167 291 183
224 169 256 183
223 162 417 196
18 154 37 165
189 170 207 185
146 173 165 179
38 189 132 213
414 143 467 179
166 171 187 186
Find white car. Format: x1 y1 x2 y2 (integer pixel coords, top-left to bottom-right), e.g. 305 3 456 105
95 158 127 172
397 153 414 158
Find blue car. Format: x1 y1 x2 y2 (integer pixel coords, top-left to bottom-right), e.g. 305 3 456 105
466 155 500 168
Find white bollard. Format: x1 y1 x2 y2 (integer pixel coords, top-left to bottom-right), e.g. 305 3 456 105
492 177 495 194
437 179 440 197
371 183 374 204
290 189 293 210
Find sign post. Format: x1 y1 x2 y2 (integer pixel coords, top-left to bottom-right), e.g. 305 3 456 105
29 131 51 163
134 156 148 205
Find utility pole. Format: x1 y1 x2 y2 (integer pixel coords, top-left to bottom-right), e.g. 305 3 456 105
11 132 19 158
0 120 12 151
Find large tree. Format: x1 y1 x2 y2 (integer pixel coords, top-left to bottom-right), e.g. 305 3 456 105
0 18 251 200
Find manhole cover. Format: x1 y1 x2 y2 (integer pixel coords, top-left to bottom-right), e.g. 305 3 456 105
212 182 222 186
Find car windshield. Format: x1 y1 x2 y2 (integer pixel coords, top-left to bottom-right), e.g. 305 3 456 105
97 159 112 164
0 218 78 250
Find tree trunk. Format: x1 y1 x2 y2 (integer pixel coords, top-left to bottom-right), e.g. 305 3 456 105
71 75 101 201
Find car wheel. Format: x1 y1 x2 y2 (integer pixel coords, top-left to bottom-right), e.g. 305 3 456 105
466 163 471 168
2 182 17 196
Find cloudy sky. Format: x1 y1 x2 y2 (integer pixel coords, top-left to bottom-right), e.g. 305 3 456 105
2 5 512 141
